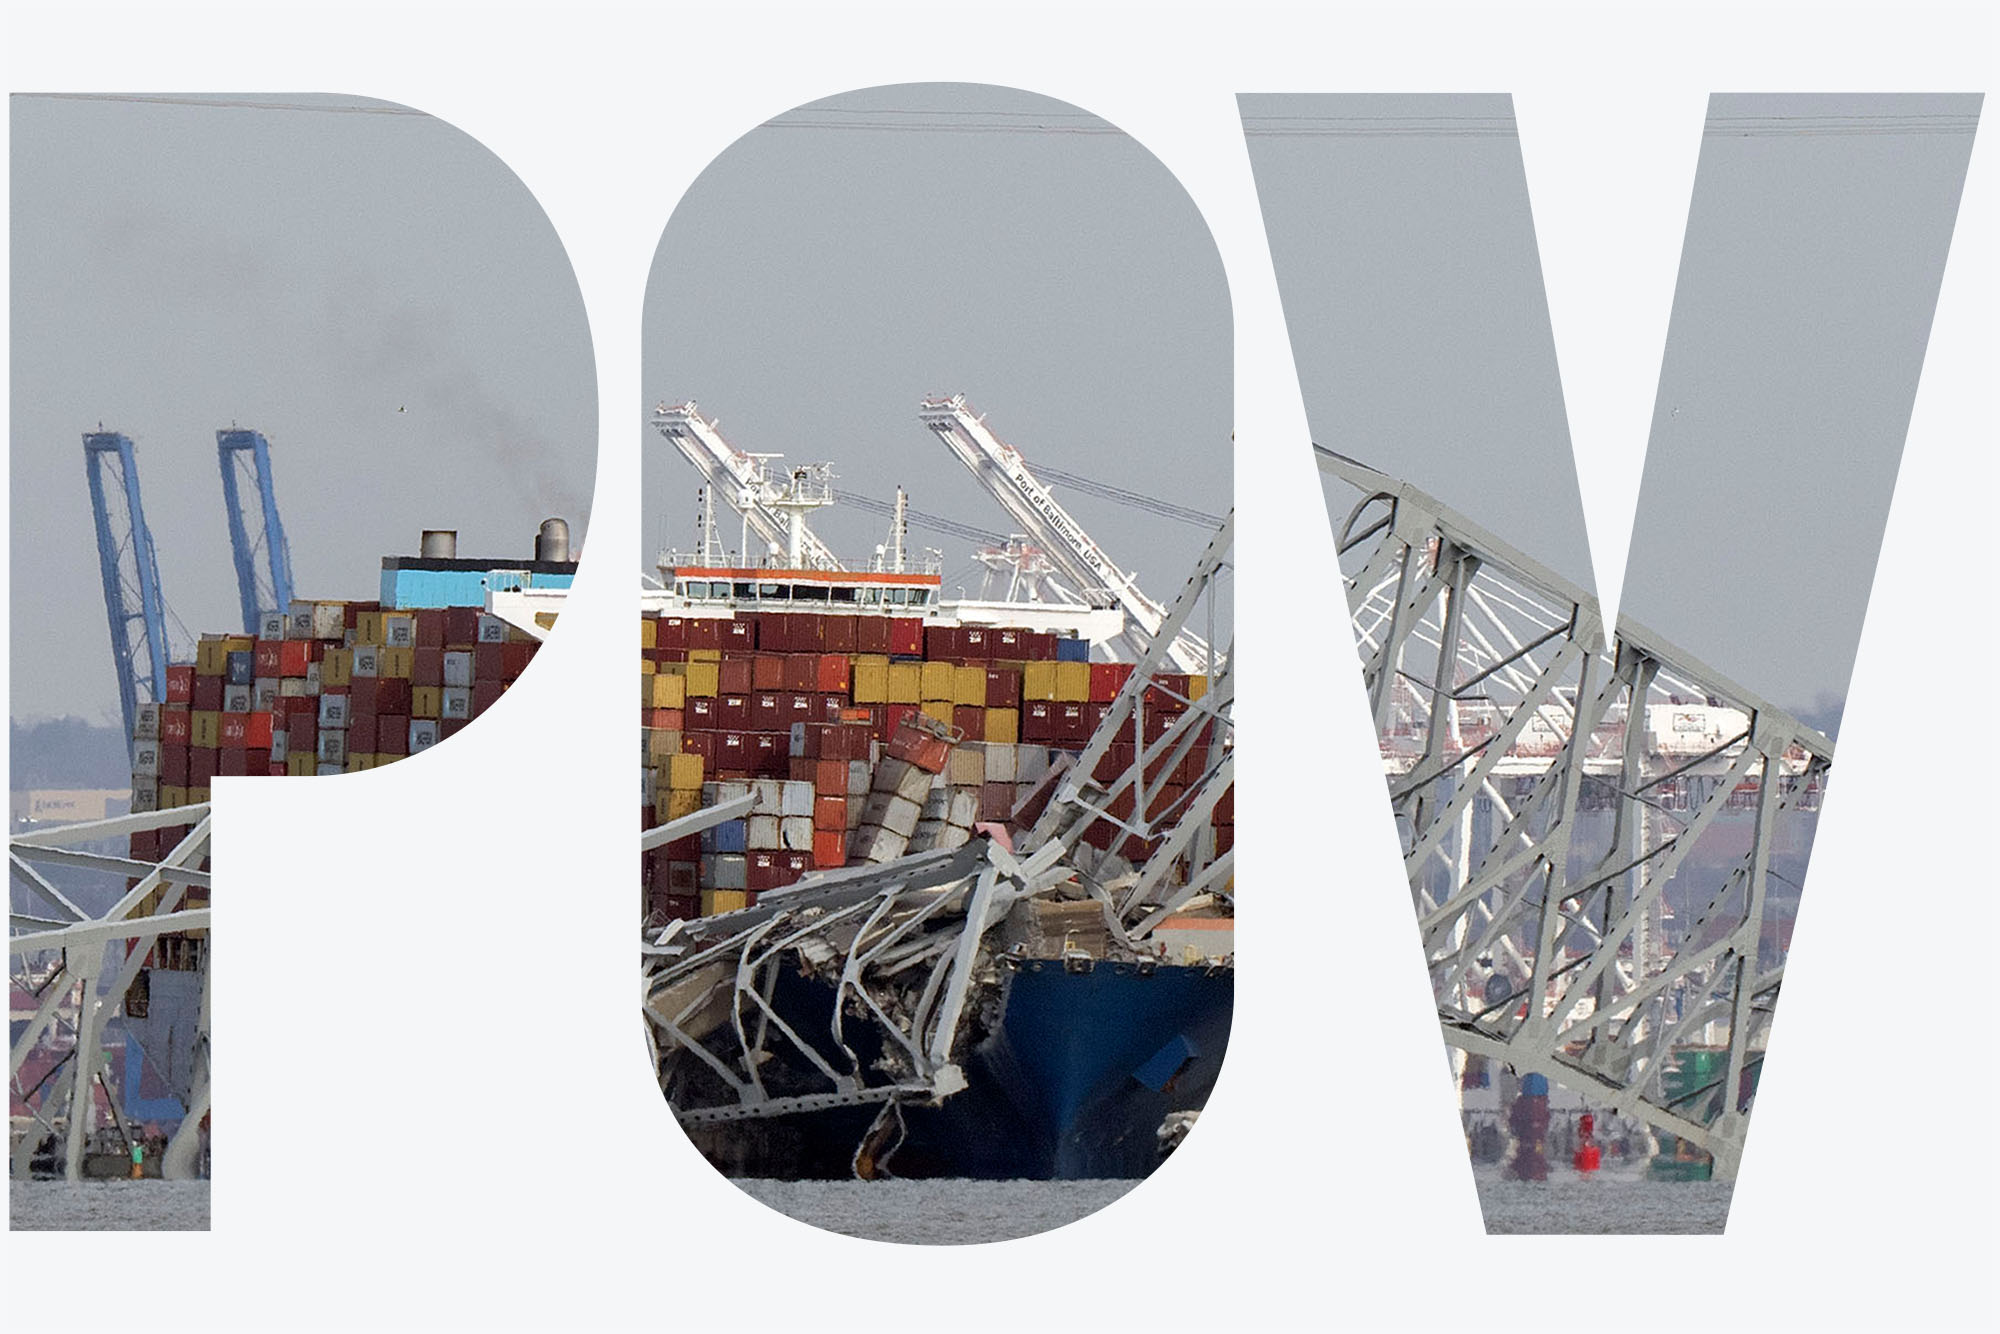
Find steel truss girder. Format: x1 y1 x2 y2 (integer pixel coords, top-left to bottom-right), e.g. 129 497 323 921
1320 449 1831 1180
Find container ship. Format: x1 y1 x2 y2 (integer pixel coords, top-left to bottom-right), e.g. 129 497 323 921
637 398 1236 1180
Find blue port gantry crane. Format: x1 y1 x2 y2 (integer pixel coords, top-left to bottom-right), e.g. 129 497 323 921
83 431 171 750
216 427 295 634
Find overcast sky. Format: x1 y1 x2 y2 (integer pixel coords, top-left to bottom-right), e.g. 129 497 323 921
1245 92 1977 727
10 93 595 724
1241 93 1596 595
1623 93 1978 727
641 83 1231 621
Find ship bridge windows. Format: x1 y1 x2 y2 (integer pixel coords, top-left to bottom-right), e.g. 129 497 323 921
733 581 756 599
829 585 858 604
757 582 790 601
792 583 830 603
910 588 931 606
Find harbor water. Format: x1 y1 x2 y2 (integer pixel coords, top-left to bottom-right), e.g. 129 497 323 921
734 1178 1140 1244
10 1179 211 1231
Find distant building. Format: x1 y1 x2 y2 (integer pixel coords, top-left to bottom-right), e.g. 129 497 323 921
9 788 130 829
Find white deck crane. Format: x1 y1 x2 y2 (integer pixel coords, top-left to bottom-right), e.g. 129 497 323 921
917 394 1216 672
651 401 843 571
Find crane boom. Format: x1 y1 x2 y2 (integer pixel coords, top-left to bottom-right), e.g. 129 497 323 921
216 428 295 634
917 395 1214 672
83 431 170 750
651 401 843 571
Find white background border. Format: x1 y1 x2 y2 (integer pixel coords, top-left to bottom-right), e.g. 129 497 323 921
5 3 1993 1329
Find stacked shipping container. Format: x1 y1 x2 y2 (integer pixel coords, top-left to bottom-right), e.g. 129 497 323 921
127 599 544 970
641 610 1228 924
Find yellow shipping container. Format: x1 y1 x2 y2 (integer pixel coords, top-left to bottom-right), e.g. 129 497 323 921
322 648 353 687
640 660 657 677
852 659 889 704
411 686 443 719
645 729 682 764
668 752 705 791
920 700 954 728
1023 661 1058 701
1055 661 1090 702
650 674 686 710
223 635 253 652
701 889 749 916
158 785 189 810
687 648 722 663
986 708 1020 745
887 662 922 704
684 661 720 697
191 711 222 749
188 786 211 804
286 754 315 777
380 646 415 679
641 617 657 650
195 639 230 676
355 611 385 645
919 660 955 699
1188 674 1208 701
347 754 373 772
663 788 703 821
953 664 987 707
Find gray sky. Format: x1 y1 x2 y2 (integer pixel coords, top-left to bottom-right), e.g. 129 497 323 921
1245 92 1977 727
1241 93 1596 595
10 93 595 724
641 84 1231 616
1623 93 1979 726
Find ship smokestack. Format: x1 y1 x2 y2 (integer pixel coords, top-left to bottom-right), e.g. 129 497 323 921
535 516 571 563
421 529 457 559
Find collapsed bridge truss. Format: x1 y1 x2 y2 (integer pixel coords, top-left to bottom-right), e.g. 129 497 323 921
1320 448 1829 1179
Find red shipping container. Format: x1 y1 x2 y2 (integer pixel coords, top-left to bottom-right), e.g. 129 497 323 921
780 850 811 880
219 714 249 749
289 714 318 750
348 714 379 753
981 782 1016 821
189 748 219 784
716 731 750 769
350 677 381 715
685 618 720 650
474 642 505 681
752 692 785 730
716 694 751 729
1058 702 1091 744
1026 631 1058 661
166 664 196 703
1089 662 1132 703
786 757 816 782
822 616 856 654
781 654 816 692
751 612 784 652
813 794 847 831
718 658 753 694
815 758 847 793
752 732 789 776
471 680 503 715
815 654 849 694
245 747 271 772
752 654 786 690
445 606 481 647
926 625 959 659
1214 784 1233 825
440 718 469 739
985 668 1021 708
954 706 986 741
253 641 283 676
503 641 536 680
882 703 915 741
192 675 224 711
377 679 412 714
274 640 309 676
1146 674 1192 712
856 617 891 654
246 711 274 749
161 745 189 785
784 692 816 723
959 627 990 661
129 828 162 862
889 618 923 656
267 762 288 776
719 618 755 651
412 647 444 687
746 851 785 894
655 615 688 650
685 697 718 731
378 715 409 756
1023 700 1058 741
992 627 1025 658
218 747 251 777
652 647 686 665
885 716 950 773
647 708 684 731
161 707 192 746
682 732 716 764
796 615 825 653
812 830 846 869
